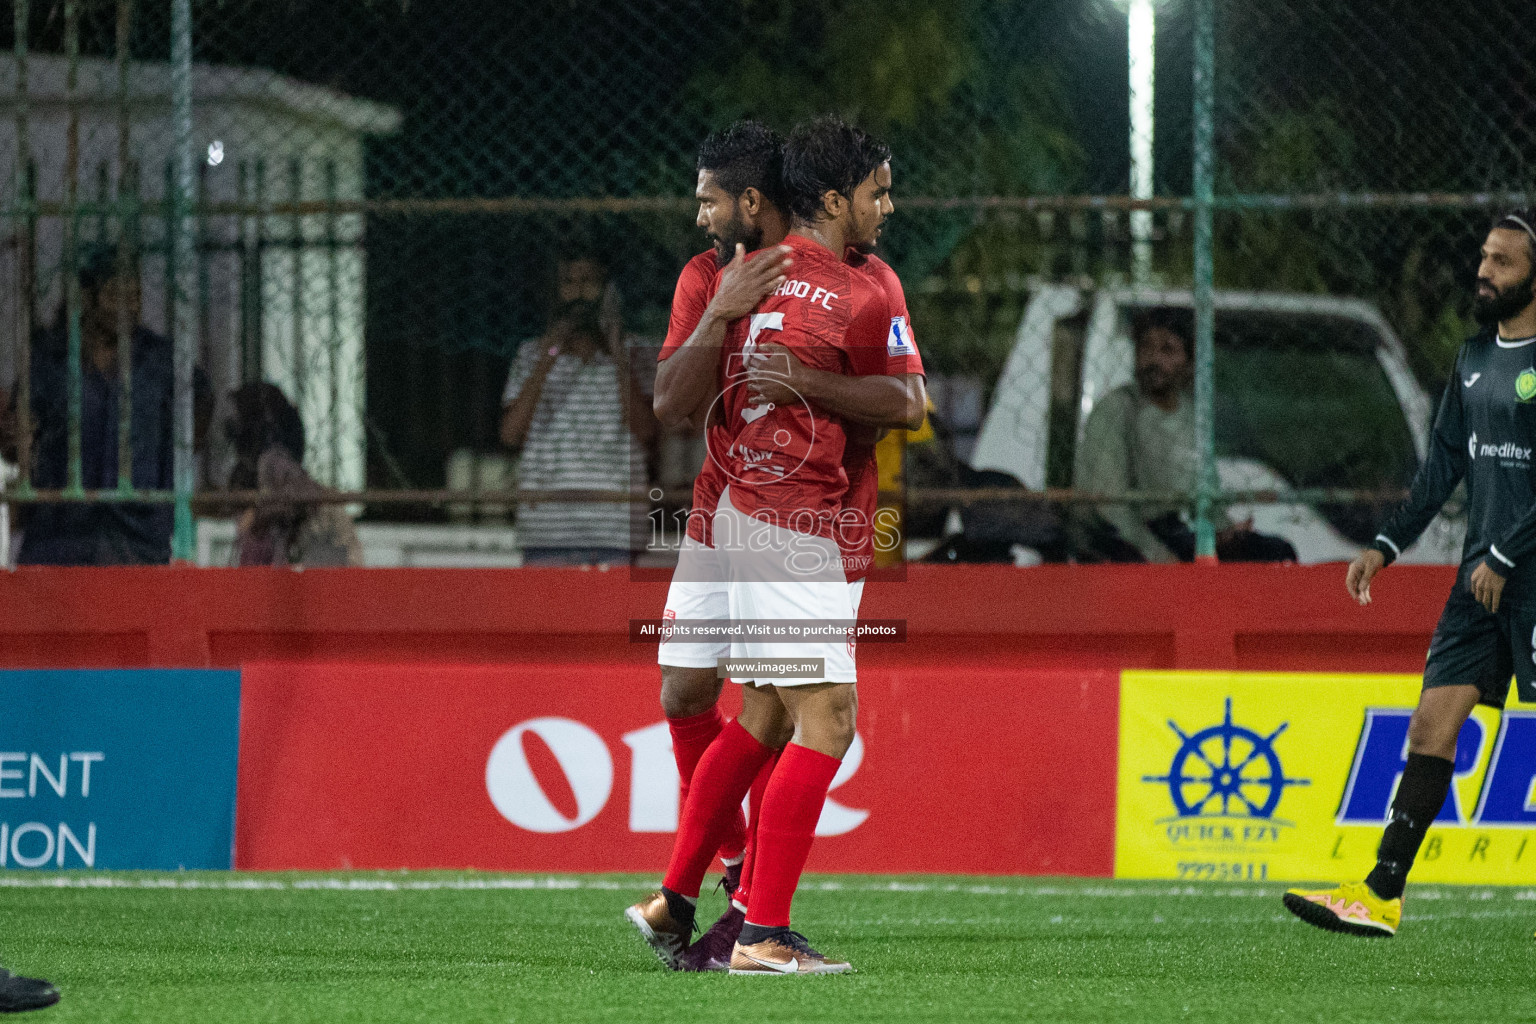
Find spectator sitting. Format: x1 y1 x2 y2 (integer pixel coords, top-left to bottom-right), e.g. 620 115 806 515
1074 308 1296 563
2 245 212 565
227 382 361 567
500 255 654 567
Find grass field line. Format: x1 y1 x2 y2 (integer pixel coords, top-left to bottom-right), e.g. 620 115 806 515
2 873 1534 903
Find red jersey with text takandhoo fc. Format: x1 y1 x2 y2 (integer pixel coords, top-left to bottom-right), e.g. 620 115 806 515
710 235 893 541
657 246 920 575
838 251 925 575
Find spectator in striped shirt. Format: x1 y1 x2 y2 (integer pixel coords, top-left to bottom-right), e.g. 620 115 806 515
500 256 655 566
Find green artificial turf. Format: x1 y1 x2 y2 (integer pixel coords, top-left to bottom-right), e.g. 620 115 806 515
2 873 1533 1023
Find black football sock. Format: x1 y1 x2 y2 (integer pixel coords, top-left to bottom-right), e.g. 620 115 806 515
661 887 697 930
737 922 789 946
1364 753 1454 901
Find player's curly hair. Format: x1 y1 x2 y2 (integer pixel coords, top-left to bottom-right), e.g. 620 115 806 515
781 115 891 225
696 121 787 210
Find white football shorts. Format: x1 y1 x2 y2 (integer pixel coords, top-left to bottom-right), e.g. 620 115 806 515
717 487 858 686
656 494 865 684
657 533 730 669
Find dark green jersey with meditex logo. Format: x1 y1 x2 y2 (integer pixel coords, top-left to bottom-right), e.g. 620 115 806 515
1373 329 1536 576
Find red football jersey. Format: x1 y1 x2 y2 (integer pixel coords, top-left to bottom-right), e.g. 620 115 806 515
838 251 925 576
657 250 730 548
711 235 891 542
659 250 721 360
657 245 922 579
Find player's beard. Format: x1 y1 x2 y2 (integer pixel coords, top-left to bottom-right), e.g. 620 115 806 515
1473 269 1536 326
710 213 763 265
848 215 883 256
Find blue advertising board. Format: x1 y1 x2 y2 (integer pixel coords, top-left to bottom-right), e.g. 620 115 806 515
0 670 241 870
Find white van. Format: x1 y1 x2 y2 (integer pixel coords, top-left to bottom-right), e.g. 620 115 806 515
967 285 1464 564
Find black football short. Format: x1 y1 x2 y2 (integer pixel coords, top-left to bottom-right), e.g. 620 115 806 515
1422 569 1536 709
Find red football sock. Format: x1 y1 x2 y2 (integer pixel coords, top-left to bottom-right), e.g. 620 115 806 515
668 706 723 801
733 748 779 910
668 706 747 860
744 743 841 929
662 720 772 899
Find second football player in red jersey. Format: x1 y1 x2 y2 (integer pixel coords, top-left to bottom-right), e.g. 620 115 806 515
646 125 795 962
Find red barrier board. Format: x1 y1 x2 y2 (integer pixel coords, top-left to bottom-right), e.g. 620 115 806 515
236 662 1117 876
0 564 1457 675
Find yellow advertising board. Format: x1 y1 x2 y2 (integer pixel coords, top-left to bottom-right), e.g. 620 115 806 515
1116 671 1536 884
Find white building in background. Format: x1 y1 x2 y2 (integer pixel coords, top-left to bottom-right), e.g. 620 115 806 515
0 53 401 491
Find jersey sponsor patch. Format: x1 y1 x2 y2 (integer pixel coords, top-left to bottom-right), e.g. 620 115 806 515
1517 367 1536 402
887 315 915 356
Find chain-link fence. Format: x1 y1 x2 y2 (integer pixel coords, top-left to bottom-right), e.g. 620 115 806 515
0 0 1528 566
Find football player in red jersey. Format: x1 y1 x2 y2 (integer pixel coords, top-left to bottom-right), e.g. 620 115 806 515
749 244 925 583
631 117 923 976
646 123 795 964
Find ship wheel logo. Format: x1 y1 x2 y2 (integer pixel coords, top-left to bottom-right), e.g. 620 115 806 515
1143 698 1310 819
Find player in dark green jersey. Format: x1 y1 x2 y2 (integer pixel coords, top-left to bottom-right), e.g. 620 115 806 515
1285 210 1536 937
